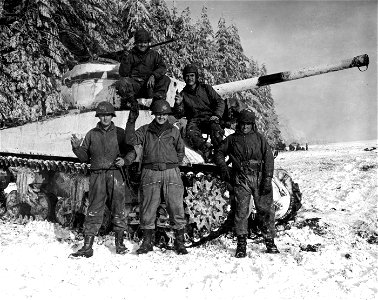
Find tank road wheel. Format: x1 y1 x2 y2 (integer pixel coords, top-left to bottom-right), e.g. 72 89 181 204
29 192 55 221
55 197 73 227
248 169 303 234
182 172 232 247
273 168 302 222
6 190 21 217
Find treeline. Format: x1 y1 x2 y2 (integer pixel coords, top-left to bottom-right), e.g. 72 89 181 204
0 0 283 146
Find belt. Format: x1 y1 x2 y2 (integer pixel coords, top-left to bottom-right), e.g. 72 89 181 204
142 163 178 171
241 159 262 170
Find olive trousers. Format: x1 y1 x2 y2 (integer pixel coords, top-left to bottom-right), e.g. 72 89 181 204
84 169 127 235
139 167 186 230
234 172 275 239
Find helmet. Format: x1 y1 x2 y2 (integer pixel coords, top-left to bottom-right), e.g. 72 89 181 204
182 64 199 77
150 100 172 115
95 101 116 117
237 109 256 124
134 28 151 43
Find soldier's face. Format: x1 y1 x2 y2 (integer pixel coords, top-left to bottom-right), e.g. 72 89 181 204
98 114 113 127
155 113 168 124
136 42 149 52
240 122 253 134
184 73 196 86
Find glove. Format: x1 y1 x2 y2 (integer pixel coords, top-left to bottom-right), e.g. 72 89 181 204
261 177 273 195
128 108 139 123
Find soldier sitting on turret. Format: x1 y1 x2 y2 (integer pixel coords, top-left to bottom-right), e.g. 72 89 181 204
116 28 171 109
173 64 225 162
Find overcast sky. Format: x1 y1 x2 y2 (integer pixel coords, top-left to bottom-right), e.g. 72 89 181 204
168 0 377 143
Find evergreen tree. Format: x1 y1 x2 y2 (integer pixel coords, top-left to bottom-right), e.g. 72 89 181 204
191 6 216 84
0 0 284 146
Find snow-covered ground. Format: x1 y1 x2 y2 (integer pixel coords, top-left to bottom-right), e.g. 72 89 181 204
0 140 377 300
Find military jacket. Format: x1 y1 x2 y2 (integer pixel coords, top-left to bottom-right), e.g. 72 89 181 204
73 122 136 170
119 47 167 81
214 130 274 179
173 83 225 120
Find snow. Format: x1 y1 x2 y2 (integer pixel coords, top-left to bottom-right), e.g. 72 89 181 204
1 140 377 300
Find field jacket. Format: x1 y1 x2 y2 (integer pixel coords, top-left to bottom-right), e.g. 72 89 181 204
125 120 185 170
173 83 225 120
73 122 136 170
214 130 274 179
119 47 167 81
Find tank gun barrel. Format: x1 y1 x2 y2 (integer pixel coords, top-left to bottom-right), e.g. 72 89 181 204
213 54 369 95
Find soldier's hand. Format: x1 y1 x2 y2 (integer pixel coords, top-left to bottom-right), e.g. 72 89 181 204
147 75 155 88
114 157 125 167
209 115 219 122
174 90 183 105
261 177 273 195
70 134 82 148
128 108 139 123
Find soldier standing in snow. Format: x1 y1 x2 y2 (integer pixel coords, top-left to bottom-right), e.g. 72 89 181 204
173 64 225 162
125 100 188 255
214 109 279 257
116 28 171 110
70 101 136 258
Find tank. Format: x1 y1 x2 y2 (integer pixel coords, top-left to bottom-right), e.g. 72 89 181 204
0 54 369 247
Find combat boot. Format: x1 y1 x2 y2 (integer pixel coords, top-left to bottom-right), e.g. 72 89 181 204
174 229 188 255
265 238 280 254
115 230 128 255
136 229 154 254
70 235 94 258
235 235 247 258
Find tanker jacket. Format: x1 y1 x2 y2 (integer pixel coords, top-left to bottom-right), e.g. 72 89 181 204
214 130 274 179
173 83 225 120
125 119 185 170
72 122 136 170
119 47 167 81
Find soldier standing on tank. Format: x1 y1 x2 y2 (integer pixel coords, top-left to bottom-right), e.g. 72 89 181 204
173 64 225 162
70 101 136 258
116 28 171 110
214 109 279 257
125 100 188 255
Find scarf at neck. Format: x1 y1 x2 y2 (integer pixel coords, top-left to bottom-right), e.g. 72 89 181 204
148 119 172 136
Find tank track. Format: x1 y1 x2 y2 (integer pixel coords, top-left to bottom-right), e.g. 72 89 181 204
0 154 232 247
0 154 302 248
